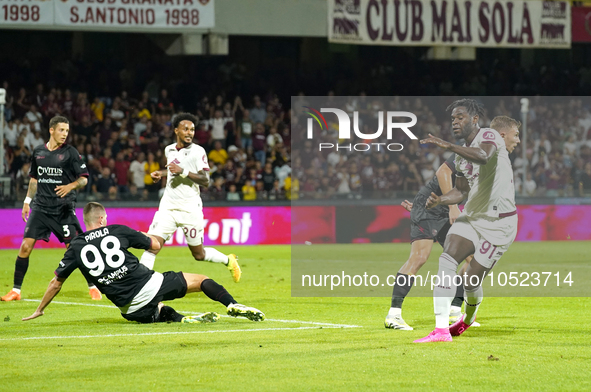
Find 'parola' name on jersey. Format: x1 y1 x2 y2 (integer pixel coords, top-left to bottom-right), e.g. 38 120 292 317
37 166 63 176
85 228 109 242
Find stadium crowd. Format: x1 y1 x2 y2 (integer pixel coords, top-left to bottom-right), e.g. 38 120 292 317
3 87 591 202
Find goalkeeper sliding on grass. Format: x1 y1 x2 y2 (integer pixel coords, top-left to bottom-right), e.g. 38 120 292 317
23 202 264 324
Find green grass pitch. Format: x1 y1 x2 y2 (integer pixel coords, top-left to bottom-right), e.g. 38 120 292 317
0 243 589 391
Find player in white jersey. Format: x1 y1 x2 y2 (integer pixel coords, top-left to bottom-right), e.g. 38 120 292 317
413 99 521 343
139 113 241 283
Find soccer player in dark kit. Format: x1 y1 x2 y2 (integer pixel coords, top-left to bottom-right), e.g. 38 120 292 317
2 116 102 302
22 202 264 324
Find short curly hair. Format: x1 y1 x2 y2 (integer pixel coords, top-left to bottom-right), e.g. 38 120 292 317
172 113 198 129
446 99 485 118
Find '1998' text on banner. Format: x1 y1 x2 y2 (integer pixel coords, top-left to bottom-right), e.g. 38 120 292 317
0 0 214 32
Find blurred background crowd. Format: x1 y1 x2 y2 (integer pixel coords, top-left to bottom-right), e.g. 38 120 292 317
3 34 591 202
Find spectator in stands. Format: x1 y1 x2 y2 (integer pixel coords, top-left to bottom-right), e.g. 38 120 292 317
194 122 210 148
242 179 256 201
10 135 31 175
238 109 254 150
284 173 298 200
4 120 18 147
134 116 148 143
250 95 266 124
114 151 131 194
140 121 159 154
91 97 105 122
226 184 240 201
60 89 74 118
129 152 146 191
524 172 537 196
14 88 31 119
208 141 228 165
144 151 160 194
92 166 117 199
208 109 229 148
33 83 45 108
210 176 226 201
252 122 267 165
72 94 93 125
261 162 276 192
157 89 174 114
268 179 284 200
15 162 31 200
110 99 126 127
266 126 283 151
27 130 44 150
2 81 14 121
25 105 43 132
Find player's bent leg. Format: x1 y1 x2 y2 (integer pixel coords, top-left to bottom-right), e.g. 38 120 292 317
386 239 434 330
187 274 264 321
191 244 241 283
462 258 490 325
415 234 476 342
450 254 475 324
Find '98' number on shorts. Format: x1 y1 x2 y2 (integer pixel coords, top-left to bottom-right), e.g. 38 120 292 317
81 235 125 276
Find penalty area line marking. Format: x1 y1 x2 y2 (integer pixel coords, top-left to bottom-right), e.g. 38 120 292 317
21 299 362 329
0 326 356 342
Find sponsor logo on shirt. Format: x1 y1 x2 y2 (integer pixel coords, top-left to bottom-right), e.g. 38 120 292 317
37 166 63 176
483 131 496 140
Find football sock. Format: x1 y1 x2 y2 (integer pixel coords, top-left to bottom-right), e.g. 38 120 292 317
204 248 229 265
139 251 156 270
200 279 236 307
390 273 415 309
13 256 29 290
464 285 483 325
387 307 401 318
159 305 184 322
451 281 464 308
433 253 459 329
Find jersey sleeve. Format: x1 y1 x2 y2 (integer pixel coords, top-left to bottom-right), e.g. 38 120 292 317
197 148 210 172
479 129 502 149
55 246 79 279
114 225 152 250
71 149 89 178
29 149 38 179
444 153 457 174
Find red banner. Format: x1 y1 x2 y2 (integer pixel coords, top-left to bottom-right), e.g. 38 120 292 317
572 6 591 42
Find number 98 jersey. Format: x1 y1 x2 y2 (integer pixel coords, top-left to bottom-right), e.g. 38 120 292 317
55 225 153 307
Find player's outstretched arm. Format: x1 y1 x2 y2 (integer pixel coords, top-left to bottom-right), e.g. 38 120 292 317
420 134 496 165
22 277 65 321
435 162 461 223
22 178 37 222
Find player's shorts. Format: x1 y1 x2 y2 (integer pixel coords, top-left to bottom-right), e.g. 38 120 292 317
447 213 518 269
410 192 450 245
24 207 82 244
148 209 204 246
121 271 188 324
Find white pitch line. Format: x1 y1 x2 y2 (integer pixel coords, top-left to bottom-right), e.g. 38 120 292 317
0 327 356 342
0 326 357 342
22 299 362 329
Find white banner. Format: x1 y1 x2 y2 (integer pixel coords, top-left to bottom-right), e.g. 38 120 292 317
0 0 54 26
328 0 570 48
0 0 214 31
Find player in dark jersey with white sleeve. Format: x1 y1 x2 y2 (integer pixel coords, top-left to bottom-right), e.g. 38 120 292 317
23 202 264 324
2 116 102 302
385 153 475 330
